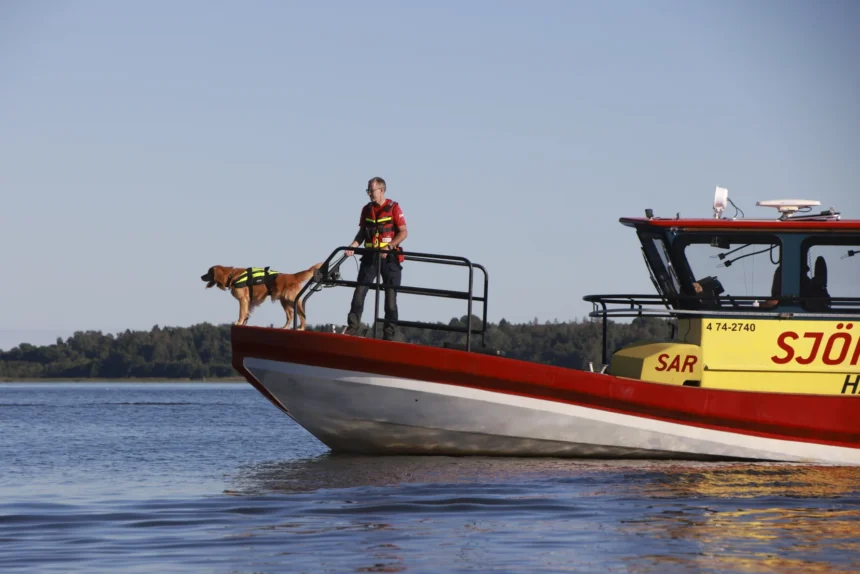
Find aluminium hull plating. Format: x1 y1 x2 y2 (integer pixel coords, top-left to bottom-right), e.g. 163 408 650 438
242 357 860 463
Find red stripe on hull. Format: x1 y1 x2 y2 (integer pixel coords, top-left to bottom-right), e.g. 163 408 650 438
231 326 860 449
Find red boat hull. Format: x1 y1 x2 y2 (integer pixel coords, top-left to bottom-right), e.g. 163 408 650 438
231 326 860 461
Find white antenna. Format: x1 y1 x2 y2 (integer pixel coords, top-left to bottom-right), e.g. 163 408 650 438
756 199 823 220
713 186 728 219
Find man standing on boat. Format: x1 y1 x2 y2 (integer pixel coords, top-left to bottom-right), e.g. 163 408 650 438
344 177 408 340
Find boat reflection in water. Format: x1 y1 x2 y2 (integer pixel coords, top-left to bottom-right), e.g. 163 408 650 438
232 454 860 498
626 464 860 573
229 456 859 572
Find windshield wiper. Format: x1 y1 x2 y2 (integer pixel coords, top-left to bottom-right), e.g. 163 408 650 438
719 245 777 268
711 243 751 262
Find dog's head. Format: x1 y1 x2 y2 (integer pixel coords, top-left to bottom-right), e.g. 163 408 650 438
201 266 235 291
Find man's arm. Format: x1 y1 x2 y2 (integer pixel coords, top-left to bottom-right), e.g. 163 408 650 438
386 203 408 250
345 227 364 256
388 226 408 249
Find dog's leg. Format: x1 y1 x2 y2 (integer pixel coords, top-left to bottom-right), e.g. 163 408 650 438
296 298 307 331
281 299 294 329
237 296 251 326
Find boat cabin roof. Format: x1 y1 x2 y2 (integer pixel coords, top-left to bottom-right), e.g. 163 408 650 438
620 217 860 232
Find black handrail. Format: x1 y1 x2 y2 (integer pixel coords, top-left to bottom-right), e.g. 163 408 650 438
293 247 490 351
584 293 860 311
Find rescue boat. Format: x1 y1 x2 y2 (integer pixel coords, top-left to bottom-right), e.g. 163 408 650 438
231 188 860 463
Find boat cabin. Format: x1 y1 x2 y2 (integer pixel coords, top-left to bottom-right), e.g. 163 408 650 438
587 195 860 395
625 207 857 315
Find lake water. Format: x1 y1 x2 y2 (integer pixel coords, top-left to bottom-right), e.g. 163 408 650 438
2 382 859 573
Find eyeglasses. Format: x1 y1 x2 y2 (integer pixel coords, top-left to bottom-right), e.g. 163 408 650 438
366 188 383 194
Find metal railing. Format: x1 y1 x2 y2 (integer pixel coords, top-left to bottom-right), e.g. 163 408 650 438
583 293 860 367
293 247 490 351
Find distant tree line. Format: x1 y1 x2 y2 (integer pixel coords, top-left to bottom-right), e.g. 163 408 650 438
0 317 671 380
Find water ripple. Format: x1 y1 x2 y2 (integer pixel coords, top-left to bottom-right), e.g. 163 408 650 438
1 384 859 573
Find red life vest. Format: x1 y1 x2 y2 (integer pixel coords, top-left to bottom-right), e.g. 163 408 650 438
362 200 404 262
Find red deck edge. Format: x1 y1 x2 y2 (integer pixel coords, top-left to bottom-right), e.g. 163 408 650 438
619 217 860 231
231 326 860 450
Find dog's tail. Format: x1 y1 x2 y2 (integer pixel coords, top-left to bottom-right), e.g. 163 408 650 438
295 262 325 285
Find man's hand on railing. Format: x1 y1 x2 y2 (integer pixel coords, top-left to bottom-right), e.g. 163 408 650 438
345 241 360 258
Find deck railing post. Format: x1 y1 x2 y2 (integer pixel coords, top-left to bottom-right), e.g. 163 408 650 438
601 301 609 366
481 266 489 348
373 251 381 339
466 263 474 352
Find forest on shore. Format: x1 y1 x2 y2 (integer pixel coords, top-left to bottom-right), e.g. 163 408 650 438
0 316 671 380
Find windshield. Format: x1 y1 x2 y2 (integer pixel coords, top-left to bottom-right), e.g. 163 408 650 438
678 235 781 303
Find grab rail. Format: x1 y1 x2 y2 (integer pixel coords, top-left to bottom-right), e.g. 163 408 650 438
583 293 860 366
294 247 489 351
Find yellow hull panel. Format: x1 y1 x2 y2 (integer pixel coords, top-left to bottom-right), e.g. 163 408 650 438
611 318 860 396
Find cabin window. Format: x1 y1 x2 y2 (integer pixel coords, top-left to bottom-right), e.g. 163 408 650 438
800 236 860 313
675 235 782 306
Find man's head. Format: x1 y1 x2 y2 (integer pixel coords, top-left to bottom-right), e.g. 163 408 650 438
366 177 386 206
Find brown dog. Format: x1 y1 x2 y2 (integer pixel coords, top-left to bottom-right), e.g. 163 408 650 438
201 263 323 329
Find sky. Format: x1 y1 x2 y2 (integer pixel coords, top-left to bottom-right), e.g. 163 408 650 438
1 0 859 350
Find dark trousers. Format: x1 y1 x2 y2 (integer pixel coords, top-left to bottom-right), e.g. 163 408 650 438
347 255 402 339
